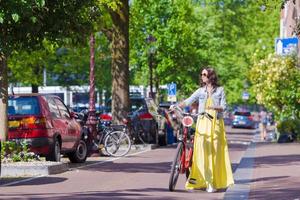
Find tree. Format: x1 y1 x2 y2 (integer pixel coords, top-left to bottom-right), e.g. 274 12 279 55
249 54 300 120
102 0 130 124
8 40 58 93
0 0 94 141
130 0 211 98
130 0 280 105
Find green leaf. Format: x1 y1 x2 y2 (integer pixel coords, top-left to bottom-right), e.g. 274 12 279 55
12 13 19 22
35 0 45 7
0 12 4 23
31 16 37 23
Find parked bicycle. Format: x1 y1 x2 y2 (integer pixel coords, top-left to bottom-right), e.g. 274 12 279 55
75 110 131 157
123 107 151 146
96 119 132 157
168 106 213 191
124 98 172 147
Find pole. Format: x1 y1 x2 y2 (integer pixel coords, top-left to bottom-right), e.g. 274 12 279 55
149 52 153 99
87 33 97 150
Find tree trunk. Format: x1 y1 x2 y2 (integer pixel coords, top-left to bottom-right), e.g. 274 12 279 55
32 84 39 93
87 33 97 142
109 0 130 124
31 65 41 93
0 55 8 141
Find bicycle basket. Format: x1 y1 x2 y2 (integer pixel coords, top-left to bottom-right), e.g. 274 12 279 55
182 116 193 127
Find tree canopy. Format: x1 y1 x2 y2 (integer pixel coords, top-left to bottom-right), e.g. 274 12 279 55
130 0 280 104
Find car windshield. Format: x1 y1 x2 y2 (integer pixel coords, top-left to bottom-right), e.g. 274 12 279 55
8 96 40 115
234 111 251 116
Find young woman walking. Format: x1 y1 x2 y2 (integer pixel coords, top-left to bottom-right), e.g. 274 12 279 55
178 67 234 192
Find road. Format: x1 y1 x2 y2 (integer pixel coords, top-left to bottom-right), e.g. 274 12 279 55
0 127 256 200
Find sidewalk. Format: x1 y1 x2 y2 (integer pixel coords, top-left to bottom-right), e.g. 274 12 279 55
249 142 300 199
225 131 300 200
0 143 154 179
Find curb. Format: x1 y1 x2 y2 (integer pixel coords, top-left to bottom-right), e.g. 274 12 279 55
0 144 156 178
1 162 68 177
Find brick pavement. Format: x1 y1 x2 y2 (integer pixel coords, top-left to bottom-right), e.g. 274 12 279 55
249 142 300 200
225 128 300 200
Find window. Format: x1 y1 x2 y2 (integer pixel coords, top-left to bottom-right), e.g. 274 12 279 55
48 98 61 118
234 112 251 116
55 98 71 119
8 96 40 115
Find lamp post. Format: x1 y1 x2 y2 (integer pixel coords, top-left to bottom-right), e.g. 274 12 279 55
86 33 97 150
146 35 156 99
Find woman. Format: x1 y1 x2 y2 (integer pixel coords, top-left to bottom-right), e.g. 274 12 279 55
177 67 234 192
259 109 268 141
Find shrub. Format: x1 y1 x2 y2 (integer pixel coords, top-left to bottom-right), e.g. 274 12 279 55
249 54 300 121
1 141 40 163
277 118 300 141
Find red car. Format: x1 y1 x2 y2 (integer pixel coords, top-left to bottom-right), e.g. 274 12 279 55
8 94 88 163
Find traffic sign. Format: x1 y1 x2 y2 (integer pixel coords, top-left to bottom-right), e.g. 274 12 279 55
167 83 177 102
275 37 298 55
168 83 176 96
242 91 249 100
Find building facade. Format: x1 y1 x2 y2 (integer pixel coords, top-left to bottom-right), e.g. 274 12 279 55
280 0 300 38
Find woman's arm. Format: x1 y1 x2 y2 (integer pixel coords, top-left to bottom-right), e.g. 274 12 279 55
208 87 227 112
182 88 201 107
170 88 201 110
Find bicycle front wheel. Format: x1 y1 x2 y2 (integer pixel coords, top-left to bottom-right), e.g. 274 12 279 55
104 131 131 157
169 142 184 191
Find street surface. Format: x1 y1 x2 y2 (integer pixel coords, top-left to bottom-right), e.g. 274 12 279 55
0 127 262 199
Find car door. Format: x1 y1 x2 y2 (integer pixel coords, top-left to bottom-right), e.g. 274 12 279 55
54 98 80 149
47 97 70 149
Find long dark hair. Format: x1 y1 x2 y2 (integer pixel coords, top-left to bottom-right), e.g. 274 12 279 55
200 67 219 88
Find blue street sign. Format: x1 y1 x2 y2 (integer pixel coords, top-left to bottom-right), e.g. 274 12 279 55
168 83 176 96
275 37 298 55
242 91 249 100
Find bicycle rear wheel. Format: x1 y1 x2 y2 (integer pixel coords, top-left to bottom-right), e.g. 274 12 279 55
169 142 184 191
104 131 131 157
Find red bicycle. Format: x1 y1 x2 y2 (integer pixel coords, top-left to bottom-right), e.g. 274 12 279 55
168 106 213 191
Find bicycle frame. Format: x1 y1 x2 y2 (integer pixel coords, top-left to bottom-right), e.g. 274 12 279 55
168 106 213 191
178 122 194 174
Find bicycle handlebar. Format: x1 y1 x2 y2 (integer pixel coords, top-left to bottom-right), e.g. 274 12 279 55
168 105 214 120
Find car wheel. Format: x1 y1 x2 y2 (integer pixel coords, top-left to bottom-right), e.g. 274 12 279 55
46 138 61 162
68 139 88 163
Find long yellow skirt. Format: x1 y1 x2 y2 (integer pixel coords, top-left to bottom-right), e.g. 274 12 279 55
185 100 234 190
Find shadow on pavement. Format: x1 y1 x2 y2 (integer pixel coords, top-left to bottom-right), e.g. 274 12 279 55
254 154 300 167
228 143 248 152
231 163 239 173
235 176 289 184
81 161 172 174
0 177 67 187
0 189 179 200
249 186 300 200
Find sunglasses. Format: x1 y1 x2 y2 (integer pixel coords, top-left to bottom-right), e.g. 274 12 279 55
201 73 208 77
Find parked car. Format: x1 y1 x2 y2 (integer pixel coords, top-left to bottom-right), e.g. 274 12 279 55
100 96 158 144
8 94 88 163
231 111 257 129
